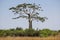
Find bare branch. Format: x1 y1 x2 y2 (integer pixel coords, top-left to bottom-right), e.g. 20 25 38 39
12 15 28 19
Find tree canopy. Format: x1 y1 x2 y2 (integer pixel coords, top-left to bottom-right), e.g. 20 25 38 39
9 3 47 29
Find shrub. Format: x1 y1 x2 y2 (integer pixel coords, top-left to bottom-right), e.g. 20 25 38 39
39 29 53 37
16 27 23 30
51 31 58 36
0 30 8 37
33 30 40 36
15 30 24 36
24 29 35 36
58 30 60 32
0 28 59 37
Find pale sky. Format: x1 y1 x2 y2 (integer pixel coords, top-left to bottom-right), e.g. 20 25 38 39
0 0 60 30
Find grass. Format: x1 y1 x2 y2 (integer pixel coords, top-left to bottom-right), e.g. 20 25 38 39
0 35 60 40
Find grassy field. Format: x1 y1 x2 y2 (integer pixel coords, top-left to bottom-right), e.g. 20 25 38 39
0 35 60 40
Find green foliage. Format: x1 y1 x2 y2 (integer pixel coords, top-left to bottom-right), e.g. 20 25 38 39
24 29 35 36
33 30 40 36
58 30 60 32
0 30 8 37
15 30 24 36
0 28 59 37
16 27 23 30
51 31 58 36
39 29 52 37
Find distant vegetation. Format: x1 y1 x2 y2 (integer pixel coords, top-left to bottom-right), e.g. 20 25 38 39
0 27 60 37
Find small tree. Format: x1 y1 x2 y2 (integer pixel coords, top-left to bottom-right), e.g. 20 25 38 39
9 3 47 29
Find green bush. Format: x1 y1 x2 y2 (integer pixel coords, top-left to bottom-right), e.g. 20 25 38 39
33 30 40 36
16 27 23 30
24 29 35 36
0 28 59 37
0 30 8 37
51 31 58 36
39 29 53 37
15 30 24 36
58 30 60 32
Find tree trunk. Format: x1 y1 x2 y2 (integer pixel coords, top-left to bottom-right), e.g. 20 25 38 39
29 19 32 29
28 14 32 29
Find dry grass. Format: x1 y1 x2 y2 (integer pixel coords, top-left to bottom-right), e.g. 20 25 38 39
0 35 60 40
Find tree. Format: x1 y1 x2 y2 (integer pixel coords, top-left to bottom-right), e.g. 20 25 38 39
9 3 47 29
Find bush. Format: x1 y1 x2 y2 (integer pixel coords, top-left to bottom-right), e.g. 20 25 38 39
39 29 53 37
51 31 58 36
14 30 24 36
16 27 23 30
58 30 60 32
24 29 35 36
0 28 59 37
0 30 8 37
33 30 40 36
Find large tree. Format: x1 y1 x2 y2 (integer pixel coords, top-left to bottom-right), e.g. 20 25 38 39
9 3 47 29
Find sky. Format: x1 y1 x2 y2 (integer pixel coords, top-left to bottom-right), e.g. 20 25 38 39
0 0 60 30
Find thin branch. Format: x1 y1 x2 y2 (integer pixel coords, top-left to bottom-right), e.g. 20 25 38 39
12 16 28 19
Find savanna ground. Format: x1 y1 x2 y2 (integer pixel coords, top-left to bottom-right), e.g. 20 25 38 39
0 34 60 40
